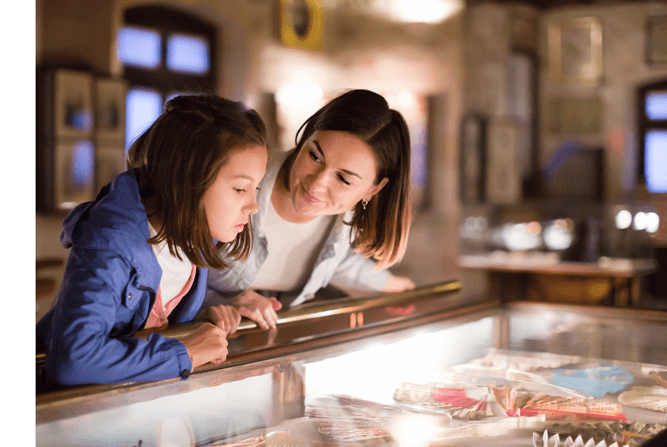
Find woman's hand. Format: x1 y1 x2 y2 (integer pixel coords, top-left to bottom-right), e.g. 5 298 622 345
205 305 242 335
180 322 229 370
231 289 282 330
383 274 416 293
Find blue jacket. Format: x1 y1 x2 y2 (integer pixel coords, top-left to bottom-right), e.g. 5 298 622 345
206 149 390 308
36 170 202 385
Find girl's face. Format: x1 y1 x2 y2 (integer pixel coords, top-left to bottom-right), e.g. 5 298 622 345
288 130 388 219
204 144 267 243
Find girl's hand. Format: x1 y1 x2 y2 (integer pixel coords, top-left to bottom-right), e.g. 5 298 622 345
231 289 282 330
180 322 229 370
205 305 242 335
383 274 416 293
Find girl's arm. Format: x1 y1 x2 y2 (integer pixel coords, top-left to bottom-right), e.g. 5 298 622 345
45 248 206 385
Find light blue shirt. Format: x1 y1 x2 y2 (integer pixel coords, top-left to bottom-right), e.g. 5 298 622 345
205 149 390 308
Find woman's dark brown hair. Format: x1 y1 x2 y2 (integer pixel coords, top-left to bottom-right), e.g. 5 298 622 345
126 94 267 270
285 89 412 269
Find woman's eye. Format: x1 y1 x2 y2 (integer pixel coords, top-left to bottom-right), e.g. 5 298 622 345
308 150 320 162
338 175 351 186
234 188 246 193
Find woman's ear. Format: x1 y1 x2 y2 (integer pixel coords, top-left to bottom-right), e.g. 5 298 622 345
363 177 389 202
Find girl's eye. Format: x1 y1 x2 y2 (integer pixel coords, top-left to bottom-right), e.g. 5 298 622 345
338 175 351 186
234 188 246 193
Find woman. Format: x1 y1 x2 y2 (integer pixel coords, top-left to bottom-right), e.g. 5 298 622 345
206 89 415 330
36 95 268 385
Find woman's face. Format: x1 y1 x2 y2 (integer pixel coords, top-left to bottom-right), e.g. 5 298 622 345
204 144 267 242
288 130 388 218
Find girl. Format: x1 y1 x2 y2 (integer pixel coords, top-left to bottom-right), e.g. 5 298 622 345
204 89 415 330
36 95 268 385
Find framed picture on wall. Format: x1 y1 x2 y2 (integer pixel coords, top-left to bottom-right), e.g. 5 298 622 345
647 16 667 65
548 17 603 86
95 78 127 141
54 69 94 138
459 114 486 204
485 118 521 204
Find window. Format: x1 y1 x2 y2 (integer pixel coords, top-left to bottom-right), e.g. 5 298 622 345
119 6 217 151
639 80 667 193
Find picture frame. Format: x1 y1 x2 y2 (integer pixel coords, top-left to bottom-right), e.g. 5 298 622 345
646 16 667 65
485 118 521 204
548 17 603 86
95 78 128 141
459 114 487 204
54 69 94 138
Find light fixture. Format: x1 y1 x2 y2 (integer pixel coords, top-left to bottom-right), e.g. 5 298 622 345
647 212 660 233
633 211 648 231
370 0 464 24
615 209 632 230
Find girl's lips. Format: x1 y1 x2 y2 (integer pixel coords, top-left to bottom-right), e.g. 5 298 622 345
234 224 245 232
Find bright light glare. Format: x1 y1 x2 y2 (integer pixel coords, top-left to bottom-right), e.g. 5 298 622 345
647 212 660 233
390 413 439 447
373 0 464 23
502 223 541 251
543 223 573 251
633 212 648 231
615 210 632 230
275 84 323 105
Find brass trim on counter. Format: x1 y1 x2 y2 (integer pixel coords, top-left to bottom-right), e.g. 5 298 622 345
133 280 462 341
36 281 463 406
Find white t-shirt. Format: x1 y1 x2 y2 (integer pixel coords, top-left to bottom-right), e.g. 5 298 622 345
250 201 335 292
147 221 194 310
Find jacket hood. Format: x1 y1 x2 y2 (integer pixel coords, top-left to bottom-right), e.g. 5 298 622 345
60 170 160 286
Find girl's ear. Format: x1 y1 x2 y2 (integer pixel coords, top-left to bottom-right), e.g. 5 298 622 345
363 177 389 202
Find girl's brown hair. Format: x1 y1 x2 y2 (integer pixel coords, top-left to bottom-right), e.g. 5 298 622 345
285 89 412 269
126 94 267 270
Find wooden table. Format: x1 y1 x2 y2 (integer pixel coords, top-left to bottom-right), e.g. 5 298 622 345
459 255 658 307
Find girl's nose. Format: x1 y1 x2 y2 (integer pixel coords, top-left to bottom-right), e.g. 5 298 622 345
246 192 259 215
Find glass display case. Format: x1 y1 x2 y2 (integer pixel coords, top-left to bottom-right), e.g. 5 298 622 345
36 283 667 446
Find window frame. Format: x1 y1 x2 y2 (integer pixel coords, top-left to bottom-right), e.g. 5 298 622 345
122 5 217 100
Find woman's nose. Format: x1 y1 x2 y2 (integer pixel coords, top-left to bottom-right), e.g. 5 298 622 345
307 167 328 191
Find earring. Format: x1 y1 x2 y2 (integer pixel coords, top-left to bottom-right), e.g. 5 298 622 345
361 200 368 210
